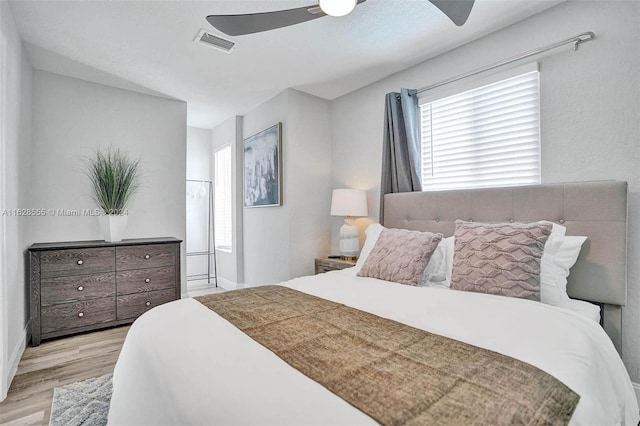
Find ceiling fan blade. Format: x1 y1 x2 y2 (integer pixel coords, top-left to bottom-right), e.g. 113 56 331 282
428 0 475 26
206 0 366 36
207 5 325 36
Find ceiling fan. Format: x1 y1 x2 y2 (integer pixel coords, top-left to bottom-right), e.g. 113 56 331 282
206 0 476 37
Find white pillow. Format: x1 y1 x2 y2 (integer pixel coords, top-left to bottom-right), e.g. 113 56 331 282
421 236 454 288
552 235 588 304
539 222 567 306
539 222 587 307
354 223 384 274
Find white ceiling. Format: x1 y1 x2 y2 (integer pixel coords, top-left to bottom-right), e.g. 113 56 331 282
9 0 562 129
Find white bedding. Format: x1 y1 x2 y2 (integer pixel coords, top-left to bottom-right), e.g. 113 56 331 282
108 269 639 425
564 298 602 323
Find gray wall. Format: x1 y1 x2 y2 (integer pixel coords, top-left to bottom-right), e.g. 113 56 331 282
30 71 188 294
242 89 332 285
0 0 33 400
330 1 640 381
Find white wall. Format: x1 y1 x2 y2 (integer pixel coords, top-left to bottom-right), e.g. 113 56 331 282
186 126 211 181
211 116 244 286
331 1 640 380
286 90 333 278
242 91 290 285
186 126 212 285
242 89 332 285
0 1 32 401
232 117 244 284
30 71 188 292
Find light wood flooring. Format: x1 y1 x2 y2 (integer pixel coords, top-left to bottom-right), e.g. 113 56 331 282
0 326 129 426
0 287 227 426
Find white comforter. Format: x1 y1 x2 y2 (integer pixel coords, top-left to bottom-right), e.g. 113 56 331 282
108 269 639 425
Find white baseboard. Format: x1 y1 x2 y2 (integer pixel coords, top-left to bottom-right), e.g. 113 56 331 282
633 382 640 406
2 322 28 401
217 278 238 290
184 278 239 298
187 277 237 291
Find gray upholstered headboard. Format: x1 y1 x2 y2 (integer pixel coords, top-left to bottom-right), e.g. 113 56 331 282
383 181 628 352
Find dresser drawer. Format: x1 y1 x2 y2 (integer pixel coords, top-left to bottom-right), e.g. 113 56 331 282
41 247 115 278
29 237 181 346
41 297 116 334
117 288 176 320
41 273 116 306
117 266 176 295
116 244 176 271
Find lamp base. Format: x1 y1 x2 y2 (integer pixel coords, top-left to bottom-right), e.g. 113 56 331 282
339 217 360 258
340 255 357 261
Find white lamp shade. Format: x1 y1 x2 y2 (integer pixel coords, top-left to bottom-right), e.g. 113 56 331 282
319 0 357 17
330 189 368 217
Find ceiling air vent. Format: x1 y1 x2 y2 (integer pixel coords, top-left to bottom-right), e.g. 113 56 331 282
194 29 235 53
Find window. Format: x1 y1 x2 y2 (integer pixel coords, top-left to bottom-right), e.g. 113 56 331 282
214 146 232 251
419 69 540 191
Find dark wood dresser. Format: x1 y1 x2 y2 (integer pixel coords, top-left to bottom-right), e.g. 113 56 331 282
29 237 181 346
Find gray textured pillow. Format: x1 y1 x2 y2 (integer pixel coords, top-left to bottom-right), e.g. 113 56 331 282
451 220 552 301
357 228 443 286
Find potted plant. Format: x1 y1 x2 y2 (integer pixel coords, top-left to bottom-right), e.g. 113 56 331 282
86 147 140 242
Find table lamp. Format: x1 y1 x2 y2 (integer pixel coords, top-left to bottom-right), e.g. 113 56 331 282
330 189 368 260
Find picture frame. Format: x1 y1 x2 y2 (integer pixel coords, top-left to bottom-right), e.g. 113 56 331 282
243 122 283 208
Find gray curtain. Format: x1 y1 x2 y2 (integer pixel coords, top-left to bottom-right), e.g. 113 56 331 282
379 88 422 223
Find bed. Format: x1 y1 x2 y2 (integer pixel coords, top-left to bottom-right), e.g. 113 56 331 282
108 181 639 425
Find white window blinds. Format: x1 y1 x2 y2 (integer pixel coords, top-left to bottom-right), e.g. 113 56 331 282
419 70 541 191
214 146 232 251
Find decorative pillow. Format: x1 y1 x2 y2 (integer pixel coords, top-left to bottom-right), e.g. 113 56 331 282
354 223 384 274
421 236 454 288
451 220 552 301
357 228 443 286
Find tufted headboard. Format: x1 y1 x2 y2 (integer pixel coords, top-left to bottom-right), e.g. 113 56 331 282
383 181 628 352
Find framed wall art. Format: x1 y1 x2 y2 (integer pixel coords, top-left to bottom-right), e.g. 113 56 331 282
243 122 282 208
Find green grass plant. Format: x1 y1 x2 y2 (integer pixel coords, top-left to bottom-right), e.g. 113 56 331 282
86 147 140 215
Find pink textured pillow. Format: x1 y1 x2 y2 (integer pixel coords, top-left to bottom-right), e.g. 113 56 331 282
357 228 443 286
451 220 552 301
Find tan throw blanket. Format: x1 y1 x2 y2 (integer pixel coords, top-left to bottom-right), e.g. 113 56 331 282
196 286 579 425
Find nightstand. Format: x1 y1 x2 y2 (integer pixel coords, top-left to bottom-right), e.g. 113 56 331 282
314 257 357 274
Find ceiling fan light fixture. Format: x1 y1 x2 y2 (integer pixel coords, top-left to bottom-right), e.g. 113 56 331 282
319 0 357 17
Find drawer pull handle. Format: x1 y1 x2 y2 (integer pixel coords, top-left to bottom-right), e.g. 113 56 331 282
144 254 150 259
78 312 84 318
145 301 151 307
77 260 84 265
145 278 150 283
77 286 84 291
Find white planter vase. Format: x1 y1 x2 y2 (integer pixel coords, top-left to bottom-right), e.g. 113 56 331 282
99 215 128 242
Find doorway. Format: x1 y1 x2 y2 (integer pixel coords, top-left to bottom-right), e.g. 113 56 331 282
186 179 217 289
